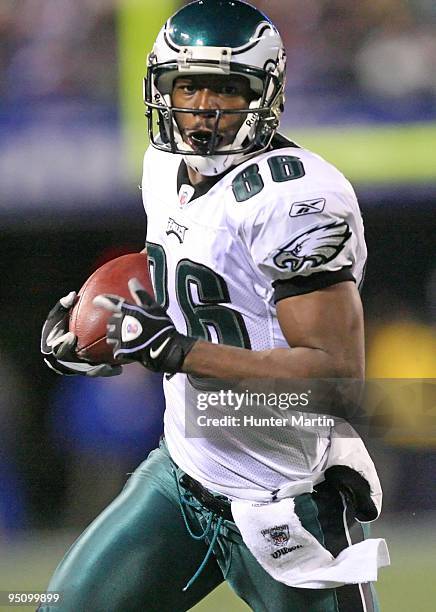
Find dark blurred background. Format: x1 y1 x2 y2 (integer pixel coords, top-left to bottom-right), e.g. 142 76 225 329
0 1 435 610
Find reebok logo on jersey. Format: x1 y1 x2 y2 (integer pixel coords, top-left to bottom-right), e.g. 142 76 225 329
273 221 351 272
166 218 188 243
289 198 326 217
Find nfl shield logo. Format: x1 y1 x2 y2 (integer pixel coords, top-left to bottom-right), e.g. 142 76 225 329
261 524 290 547
178 184 195 207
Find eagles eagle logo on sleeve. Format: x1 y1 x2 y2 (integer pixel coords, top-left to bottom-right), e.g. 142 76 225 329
272 221 351 272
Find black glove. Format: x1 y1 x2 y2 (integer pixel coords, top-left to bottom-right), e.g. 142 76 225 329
41 291 122 377
94 278 197 373
324 465 378 522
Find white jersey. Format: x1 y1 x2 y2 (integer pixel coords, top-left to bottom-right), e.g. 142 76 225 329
142 137 367 500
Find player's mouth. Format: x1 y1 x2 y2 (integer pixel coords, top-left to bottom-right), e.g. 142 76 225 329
186 130 224 152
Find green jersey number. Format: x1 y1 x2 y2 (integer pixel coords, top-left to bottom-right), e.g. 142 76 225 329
146 243 250 350
176 259 251 349
231 163 264 203
232 155 305 202
146 242 168 309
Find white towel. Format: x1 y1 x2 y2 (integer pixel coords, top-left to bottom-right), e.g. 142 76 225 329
231 497 390 589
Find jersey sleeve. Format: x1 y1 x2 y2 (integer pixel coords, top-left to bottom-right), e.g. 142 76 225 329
244 185 366 302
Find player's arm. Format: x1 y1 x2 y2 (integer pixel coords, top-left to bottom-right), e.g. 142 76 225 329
94 276 363 380
182 279 364 379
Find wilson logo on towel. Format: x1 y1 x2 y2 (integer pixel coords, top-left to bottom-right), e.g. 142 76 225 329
271 544 303 559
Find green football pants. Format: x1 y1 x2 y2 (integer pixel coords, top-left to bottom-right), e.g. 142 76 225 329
39 441 379 612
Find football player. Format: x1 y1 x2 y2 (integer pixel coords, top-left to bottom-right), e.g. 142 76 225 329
40 1 386 610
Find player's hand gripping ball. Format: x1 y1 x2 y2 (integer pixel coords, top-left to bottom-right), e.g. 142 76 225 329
41 289 122 377
94 279 197 373
69 252 154 363
41 252 153 376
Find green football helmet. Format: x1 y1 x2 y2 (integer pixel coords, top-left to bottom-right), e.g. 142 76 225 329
144 0 286 175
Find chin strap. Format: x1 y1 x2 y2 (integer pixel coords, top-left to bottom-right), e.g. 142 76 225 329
183 152 236 176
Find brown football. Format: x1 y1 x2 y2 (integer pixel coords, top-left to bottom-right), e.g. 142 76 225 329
69 252 153 364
